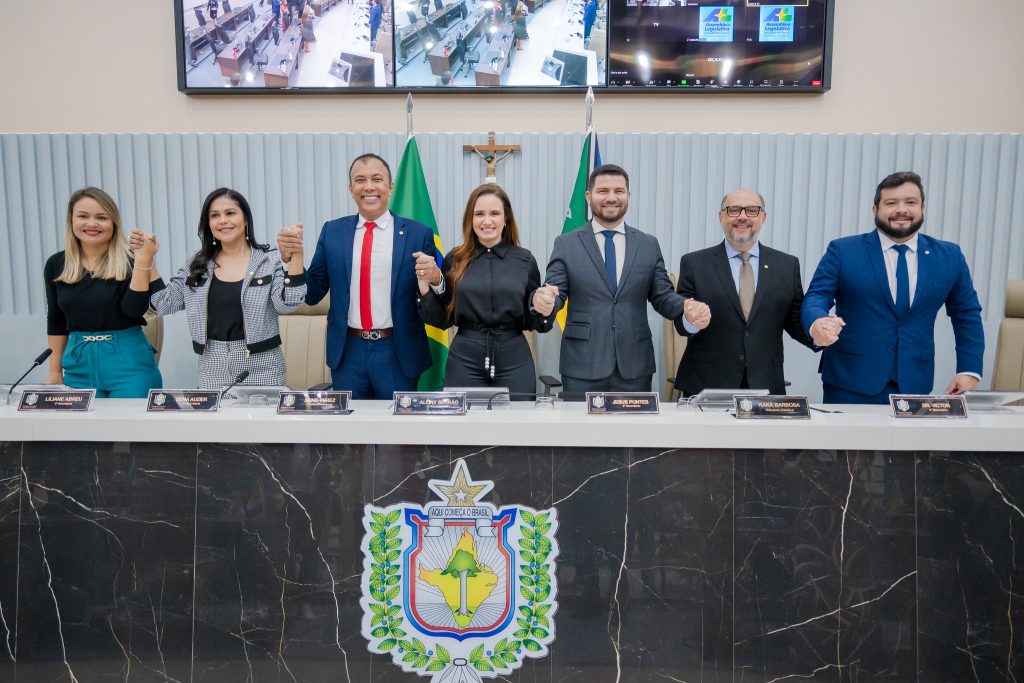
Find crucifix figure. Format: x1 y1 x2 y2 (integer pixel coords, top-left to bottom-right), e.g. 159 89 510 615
463 132 521 184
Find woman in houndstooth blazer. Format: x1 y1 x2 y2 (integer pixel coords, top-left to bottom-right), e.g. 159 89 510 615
137 188 307 389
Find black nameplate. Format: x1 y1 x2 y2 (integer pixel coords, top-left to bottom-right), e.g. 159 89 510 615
147 390 221 412
734 395 810 419
277 390 351 414
586 392 660 414
393 392 467 415
891 394 968 419
18 389 95 412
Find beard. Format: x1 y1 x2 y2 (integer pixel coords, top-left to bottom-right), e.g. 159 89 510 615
590 200 627 224
875 214 923 241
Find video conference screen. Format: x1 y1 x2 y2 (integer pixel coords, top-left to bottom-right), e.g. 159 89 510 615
175 0 831 91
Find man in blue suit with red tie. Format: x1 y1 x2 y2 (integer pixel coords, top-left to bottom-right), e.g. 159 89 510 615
801 171 984 404
278 154 439 398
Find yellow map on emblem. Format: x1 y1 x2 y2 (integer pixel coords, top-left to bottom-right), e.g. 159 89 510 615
419 530 498 628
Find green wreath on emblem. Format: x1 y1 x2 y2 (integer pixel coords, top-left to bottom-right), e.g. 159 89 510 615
366 508 556 676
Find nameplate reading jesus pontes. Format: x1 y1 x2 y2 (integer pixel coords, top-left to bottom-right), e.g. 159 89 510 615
277 391 352 415
890 394 968 419
18 389 95 412
734 395 811 419
146 390 221 412
586 392 660 415
392 392 467 416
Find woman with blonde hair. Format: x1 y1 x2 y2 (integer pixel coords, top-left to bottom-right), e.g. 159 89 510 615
300 5 317 52
417 184 554 396
43 187 162 397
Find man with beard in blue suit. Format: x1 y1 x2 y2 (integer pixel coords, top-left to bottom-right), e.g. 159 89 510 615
801 171 984 404
277 154 440 398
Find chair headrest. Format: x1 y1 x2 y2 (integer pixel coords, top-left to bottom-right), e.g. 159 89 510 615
291 293 331 316
1006 280 1024 318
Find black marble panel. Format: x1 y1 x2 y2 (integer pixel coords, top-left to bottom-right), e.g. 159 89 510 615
16 441 197 682
917 451 1024 682
734 449 917 682
192 442 372 682
0 440 1019 682
0 442 20 682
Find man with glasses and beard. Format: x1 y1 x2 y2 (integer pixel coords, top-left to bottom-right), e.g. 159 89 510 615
801 171 984 404
540 164 710 395
673 189 816 397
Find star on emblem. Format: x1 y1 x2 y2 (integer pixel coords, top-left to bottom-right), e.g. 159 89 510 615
429 459 493 507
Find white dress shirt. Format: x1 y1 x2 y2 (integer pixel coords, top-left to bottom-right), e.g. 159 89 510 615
348 212 394 329
878 230 919 307
591 221 625 287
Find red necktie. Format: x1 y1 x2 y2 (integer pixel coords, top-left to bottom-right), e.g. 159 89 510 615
360 221 377 331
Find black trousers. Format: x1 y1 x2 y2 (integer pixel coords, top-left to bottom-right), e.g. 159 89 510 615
444 329 536 398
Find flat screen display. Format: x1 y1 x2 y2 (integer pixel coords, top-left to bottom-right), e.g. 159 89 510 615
174 0 831 92
607 0 831 89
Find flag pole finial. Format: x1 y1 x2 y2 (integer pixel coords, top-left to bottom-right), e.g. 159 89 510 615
406 94 415 139
585 87 595 130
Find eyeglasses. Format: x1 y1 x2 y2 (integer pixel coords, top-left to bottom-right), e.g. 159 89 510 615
722 205 764 218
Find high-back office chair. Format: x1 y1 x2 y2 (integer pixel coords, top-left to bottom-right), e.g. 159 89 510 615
992 280 1024 391
589 26 607 65
457 35 480 77
279 295 333 390
142 312 165 365
194 6 208 25
662 273 688 401
223 0 233 13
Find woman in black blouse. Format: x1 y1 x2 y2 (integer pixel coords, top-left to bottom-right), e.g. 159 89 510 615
44 187 162 397
418 184 555 396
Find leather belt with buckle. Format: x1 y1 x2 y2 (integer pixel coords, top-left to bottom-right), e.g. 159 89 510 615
348 327 393 340
82 334 114 342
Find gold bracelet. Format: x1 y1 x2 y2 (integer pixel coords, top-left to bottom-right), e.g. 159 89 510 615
134 263 155 271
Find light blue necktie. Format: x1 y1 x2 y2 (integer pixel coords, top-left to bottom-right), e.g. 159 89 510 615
601 230 617 292
893 244 910 316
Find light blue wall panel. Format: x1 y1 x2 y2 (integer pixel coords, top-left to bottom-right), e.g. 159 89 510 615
1 133 1021 395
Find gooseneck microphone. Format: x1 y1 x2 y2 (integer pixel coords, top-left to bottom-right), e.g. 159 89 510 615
220 370 250 399
8 349 53 399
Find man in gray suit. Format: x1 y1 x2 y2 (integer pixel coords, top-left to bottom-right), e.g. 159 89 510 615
540 164 710 394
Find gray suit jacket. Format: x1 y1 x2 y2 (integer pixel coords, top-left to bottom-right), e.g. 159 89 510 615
544 222 685 380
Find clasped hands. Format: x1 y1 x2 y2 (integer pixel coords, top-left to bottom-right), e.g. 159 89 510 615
532 284 560 317
809 313 845 346
683 298 711 329
275 224 305 264
128 229 159 264
413 252 442 288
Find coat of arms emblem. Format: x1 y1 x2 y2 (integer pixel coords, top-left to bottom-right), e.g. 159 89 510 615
361 459 559 681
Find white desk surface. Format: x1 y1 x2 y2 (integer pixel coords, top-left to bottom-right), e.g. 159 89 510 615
1 400 1022 451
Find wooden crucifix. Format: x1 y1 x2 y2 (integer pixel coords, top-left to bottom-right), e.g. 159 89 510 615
464 132 521 184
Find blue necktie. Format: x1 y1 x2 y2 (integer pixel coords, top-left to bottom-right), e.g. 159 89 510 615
893 244 910 316
601 230 618 292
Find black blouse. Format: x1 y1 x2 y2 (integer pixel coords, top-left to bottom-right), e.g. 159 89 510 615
206 275 246 341
44 252 152 335
420 241 552 333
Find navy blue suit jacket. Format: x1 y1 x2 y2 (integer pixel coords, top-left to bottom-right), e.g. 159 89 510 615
305 213 436 380
801 230 984 395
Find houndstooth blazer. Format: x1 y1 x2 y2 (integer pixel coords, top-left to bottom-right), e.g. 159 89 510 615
150 247 306 355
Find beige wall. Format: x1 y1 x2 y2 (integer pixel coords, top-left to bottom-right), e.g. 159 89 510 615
1 0 1021 133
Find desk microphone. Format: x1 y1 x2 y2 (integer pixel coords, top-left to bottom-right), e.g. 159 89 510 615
8 349 52 399
220 370 250 399
484 391 537 409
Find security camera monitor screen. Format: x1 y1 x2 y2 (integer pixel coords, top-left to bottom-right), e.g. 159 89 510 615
177 0 393 90
607 0 831 90
392 0 606 88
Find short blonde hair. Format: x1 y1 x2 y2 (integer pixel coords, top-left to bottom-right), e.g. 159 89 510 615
56 187 132 284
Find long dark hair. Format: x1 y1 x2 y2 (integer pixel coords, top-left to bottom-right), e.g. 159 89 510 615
187 188 269 286
445 184 521 317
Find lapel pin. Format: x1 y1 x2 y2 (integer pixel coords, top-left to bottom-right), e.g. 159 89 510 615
399 231 405 236
763 264 768 269
924 250 929 255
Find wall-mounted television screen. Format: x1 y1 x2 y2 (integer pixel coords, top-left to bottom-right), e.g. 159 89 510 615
607 0 832 89
174 0 831 92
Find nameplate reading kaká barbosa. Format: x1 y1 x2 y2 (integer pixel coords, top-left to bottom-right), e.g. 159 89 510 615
146 390 221 412
393 392 468 415
587 392 660 414
278 390 351 414
890 394 968 419
734 395 810 419
18 389 95 412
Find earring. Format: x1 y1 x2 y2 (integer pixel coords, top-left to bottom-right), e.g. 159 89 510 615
212 237 218 246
